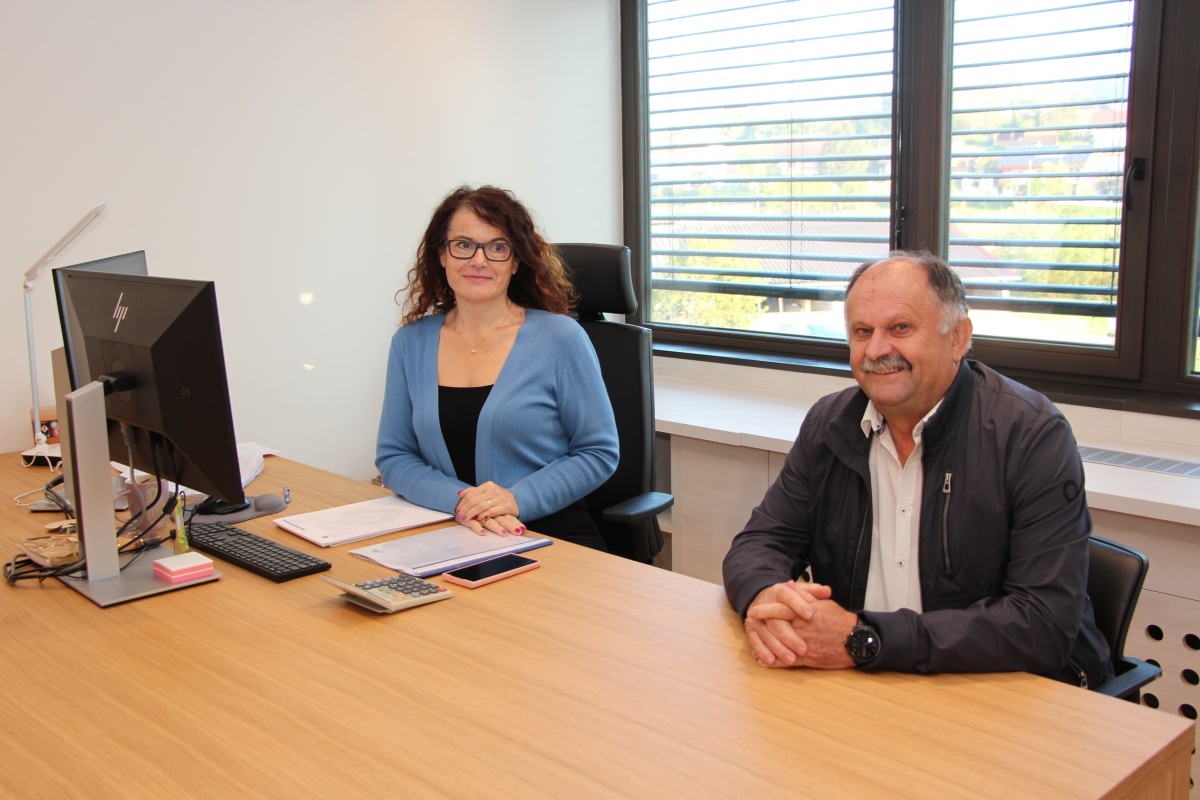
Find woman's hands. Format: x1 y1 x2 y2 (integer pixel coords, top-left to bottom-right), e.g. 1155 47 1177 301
456 482 525 536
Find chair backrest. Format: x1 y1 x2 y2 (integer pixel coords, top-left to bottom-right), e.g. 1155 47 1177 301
1087 534 1149 662
558 243 661 560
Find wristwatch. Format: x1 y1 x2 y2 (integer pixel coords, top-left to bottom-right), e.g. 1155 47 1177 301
844 616 882 666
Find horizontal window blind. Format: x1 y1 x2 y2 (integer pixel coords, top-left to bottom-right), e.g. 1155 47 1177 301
947 0 1134 347
647 0 896 337
646 0 1135 348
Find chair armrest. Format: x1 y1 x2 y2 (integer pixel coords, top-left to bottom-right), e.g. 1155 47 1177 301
1096 657 1161 700
600 492 674 524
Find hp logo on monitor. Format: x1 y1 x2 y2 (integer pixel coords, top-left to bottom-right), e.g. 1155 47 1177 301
112 292 129 332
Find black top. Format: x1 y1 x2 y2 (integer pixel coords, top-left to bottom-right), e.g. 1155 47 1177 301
436 384 605 550
438 384 493 485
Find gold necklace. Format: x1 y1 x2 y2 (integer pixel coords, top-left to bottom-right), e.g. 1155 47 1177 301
450 307 511 355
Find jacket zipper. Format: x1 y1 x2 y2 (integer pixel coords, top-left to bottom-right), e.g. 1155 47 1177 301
941 472 953 574
1068 657 1088 688
850 491 870 602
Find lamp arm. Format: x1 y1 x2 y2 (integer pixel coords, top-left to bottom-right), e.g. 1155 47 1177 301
21 202 108 456
22 202 108 291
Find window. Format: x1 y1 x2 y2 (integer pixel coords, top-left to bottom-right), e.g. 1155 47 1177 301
947 1 1133 349
647 2 895 340
1191 144 1200 376
624 0 1200 403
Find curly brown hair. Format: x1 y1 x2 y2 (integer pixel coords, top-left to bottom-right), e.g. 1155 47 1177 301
399 185 576 324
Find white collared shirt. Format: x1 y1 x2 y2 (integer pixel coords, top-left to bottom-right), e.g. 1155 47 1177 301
859 400 942 614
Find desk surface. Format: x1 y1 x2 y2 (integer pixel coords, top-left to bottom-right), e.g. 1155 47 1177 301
0 455 1192 798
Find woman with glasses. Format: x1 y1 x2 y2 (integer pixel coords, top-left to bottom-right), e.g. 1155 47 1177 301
375 185 619 551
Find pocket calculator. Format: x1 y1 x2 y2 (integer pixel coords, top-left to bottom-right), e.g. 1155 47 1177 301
321 573 453 614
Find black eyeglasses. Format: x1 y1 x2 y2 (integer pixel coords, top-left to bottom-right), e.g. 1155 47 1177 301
444 239 512 262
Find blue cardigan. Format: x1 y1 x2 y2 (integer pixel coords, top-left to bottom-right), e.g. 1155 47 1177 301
375 309 619 521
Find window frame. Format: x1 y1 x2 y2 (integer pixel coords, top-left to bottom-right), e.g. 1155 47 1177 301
621 0 1200 413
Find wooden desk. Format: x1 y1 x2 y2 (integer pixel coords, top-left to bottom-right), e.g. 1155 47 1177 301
0 455 1193 798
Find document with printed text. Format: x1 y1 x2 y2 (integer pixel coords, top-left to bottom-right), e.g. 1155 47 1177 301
350 526 552 576
274 495 452 547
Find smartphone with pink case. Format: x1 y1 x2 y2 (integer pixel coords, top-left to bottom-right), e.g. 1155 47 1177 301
442 553 540 588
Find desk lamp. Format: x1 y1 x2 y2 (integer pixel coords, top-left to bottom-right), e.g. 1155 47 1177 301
21 203 107 465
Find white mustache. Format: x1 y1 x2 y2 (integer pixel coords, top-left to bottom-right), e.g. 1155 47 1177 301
861 353 911 373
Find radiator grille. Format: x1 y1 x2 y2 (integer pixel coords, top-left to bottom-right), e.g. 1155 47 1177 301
1079 446 1200 478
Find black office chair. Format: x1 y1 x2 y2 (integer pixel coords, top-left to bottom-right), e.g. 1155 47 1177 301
1087 535 1161 701
558 243 673 563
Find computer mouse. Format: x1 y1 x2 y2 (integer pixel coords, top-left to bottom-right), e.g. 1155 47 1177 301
252 493 288 515
194 496 251 515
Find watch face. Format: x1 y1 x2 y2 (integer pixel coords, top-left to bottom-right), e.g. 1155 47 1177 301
847 626 881 664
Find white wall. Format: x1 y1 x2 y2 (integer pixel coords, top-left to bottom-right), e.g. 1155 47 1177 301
0 0 622 480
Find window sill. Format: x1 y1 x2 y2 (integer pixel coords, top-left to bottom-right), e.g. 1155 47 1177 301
653 342 1200 421
653 344 1200 528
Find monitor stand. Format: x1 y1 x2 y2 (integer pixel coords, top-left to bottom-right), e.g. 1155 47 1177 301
57 380 220 607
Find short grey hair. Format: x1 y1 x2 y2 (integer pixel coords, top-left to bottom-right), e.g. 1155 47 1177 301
845 250 969 335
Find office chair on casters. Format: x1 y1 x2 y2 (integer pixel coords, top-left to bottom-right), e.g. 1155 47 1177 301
558 243 673 563
1087 535 1161 701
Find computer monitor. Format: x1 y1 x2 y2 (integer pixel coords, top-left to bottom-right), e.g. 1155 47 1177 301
60 271 245 504
55 271 242 605
49 251 148 510
53 251 148 390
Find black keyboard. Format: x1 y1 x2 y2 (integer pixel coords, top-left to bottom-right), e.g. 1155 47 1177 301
187 522 331 582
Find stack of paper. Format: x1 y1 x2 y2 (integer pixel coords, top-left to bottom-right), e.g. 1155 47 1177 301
111 441 279 499
237 444 266 486
350 526 552 577
274 495 453 547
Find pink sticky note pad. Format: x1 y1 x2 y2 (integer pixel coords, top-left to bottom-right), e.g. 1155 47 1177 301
155 565 215 584
154 551 215 581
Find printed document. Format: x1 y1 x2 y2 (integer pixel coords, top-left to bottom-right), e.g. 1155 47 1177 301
350 526 552 576
274 495 452 547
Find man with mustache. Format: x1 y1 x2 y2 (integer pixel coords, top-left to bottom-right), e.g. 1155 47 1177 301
722 251 1113 687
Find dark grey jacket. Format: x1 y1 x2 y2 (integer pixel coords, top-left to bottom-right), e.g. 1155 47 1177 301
723 360 1113 687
